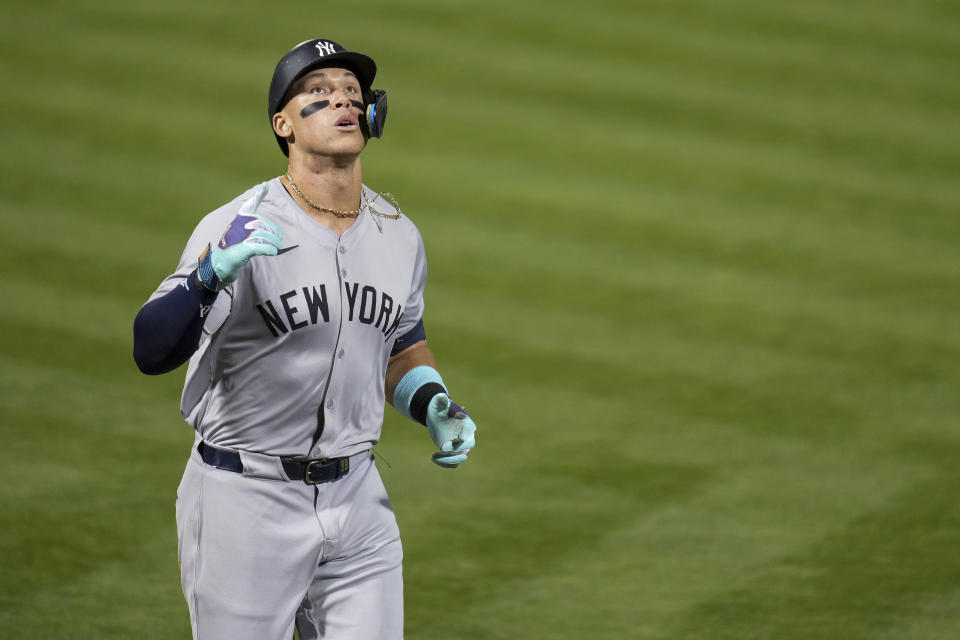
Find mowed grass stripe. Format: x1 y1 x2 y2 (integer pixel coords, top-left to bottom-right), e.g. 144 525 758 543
391 80 960 195
393 386 708 637
425 272 953 404
402 386 937 638
371 7 960 123
0 131 262 232
0 274 144 349
9 1 958 126
0 196 205 295
392 63 958 185
0 241 175 306
428 303 954 446
8 13 956 174
0 312 177 438
410 178 959 302
874 590 960 640
369 0 956 89
0 82 261 166
662 0 960 60
9 22 953 220
390 137 960 261
0 357 191 637
425 259 957 377
664 440 960 639
0 355 183 443
1 12 274 91
383 94 960 226
3 0 376 64
425 238 956 431
385 151 958 293
429 298 863 408
422 220 956 437
486 0 960 62
0 360 188 617
419 211 957 351
0 463 187 639
633 5 959 99
430 326 870 449
411 354 933 489
0 86 270 177
612 441 931 635
423 278 956 433
390 97 960 219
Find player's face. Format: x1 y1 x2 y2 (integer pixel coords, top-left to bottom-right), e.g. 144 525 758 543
276 68 366 158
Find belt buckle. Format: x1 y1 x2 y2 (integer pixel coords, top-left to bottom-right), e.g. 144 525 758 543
304 458 329 485
303 457 349 485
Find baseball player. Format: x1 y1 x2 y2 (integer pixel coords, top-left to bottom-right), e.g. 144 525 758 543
132 38 477 640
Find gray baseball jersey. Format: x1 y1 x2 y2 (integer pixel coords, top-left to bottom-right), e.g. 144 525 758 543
148 177 426 459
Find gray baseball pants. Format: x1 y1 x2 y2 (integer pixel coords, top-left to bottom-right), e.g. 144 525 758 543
175 435 403 639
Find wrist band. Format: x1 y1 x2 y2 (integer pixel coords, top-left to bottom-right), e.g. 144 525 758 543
409 382 446 426
394 366 446 425
197 244 221 292
186 267 219 305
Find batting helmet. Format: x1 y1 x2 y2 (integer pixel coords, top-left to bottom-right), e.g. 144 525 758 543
268 38 386 155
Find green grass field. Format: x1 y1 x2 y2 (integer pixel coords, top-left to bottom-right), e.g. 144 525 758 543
2 0 959 637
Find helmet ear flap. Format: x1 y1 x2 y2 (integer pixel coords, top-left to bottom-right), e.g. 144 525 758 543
363 89 388 138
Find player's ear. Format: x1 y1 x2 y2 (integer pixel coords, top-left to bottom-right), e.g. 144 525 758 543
272 113 293 140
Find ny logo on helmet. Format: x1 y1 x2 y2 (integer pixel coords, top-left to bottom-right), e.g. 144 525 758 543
315 41 337 56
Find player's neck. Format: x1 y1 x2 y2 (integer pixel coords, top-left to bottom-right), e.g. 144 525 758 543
285 155 363 233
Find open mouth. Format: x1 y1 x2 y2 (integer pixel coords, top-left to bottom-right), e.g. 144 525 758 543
336 116 358 130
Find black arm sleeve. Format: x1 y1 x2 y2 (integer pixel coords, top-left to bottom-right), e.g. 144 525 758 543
133 271 218 375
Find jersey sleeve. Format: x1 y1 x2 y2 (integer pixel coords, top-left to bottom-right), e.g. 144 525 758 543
389 226 428 355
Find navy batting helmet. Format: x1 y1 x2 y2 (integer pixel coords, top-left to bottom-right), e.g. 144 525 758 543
268 38 382 155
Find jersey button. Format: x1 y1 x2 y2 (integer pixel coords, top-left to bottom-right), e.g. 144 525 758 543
338 246 346 254
341 268 347 278
338 348 345 359
326 399 335 410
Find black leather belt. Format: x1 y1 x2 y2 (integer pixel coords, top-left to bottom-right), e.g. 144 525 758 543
197 441 351 485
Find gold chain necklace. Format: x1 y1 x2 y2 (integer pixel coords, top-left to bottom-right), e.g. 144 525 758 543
364 191 403 220
283 173 362 218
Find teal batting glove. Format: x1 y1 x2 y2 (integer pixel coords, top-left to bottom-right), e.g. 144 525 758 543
198 183 283 291
426 393 477 468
